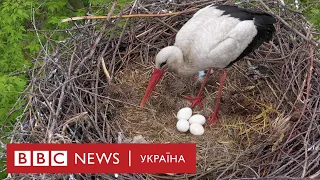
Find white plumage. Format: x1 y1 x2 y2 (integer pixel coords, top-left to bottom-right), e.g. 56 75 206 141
140 4 276 125
174 6 257 73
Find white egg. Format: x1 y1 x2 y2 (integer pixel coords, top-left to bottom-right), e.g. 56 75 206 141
176 119 190 132
177 107 192 120
190 123 204 136
189 114 206 125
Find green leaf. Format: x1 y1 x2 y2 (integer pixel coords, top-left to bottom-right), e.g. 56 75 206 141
311 9 320 15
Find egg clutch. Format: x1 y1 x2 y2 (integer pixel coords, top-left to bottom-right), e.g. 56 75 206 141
176 107 206 136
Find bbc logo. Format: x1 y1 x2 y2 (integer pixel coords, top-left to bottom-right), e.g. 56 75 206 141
14 151 68 166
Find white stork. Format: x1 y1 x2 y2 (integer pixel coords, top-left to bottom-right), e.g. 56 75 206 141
139 4 276 125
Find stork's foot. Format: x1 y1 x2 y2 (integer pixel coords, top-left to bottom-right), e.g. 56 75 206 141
182 95 204 109
207 114 220 125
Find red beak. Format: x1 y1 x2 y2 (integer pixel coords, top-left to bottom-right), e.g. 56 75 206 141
140 67 166 107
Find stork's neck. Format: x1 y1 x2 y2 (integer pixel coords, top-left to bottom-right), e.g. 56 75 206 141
166 46 196 76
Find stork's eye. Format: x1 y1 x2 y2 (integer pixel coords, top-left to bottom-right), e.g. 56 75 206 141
160 60 167 69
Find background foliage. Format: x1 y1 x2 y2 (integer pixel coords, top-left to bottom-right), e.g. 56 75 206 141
298 0 320 30
0 0 131 127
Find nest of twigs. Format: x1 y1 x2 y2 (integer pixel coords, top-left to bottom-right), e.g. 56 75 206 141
3 0 320 179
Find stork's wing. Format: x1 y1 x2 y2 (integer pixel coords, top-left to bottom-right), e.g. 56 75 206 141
206 15 275 68
175 5 276 71
207 5 276 67
206 20 258 68
234 15 276 64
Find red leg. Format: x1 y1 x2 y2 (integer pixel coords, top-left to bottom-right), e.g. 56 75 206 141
183 68 212 109
207 69 227 125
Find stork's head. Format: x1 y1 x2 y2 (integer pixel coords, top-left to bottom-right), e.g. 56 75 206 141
140 46 183 107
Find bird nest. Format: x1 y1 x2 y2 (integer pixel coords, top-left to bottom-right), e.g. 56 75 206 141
3 0 320 179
